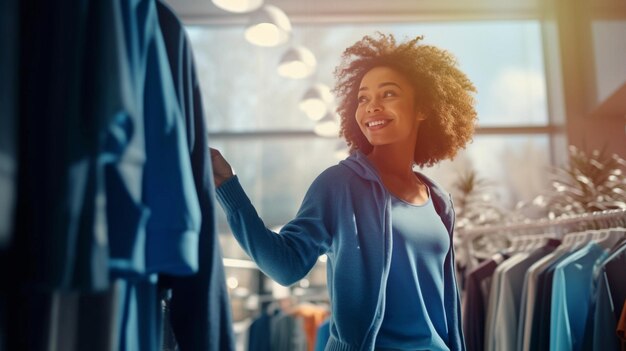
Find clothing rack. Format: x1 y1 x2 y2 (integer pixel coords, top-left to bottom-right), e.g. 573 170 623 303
456 208 626 271
458 208 626 237
460 208 626 351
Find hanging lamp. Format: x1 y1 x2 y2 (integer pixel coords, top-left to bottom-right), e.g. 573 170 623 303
244 5 291 47
211 0 263 13
298 83 333 121
277 46 317 79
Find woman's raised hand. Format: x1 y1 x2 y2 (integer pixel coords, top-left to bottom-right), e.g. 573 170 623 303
209 148 234 188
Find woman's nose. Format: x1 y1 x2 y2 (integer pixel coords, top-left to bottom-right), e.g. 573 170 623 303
366 100 383 114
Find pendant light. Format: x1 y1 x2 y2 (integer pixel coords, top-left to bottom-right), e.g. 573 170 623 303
277 46 317 79
298 83 333 121
211 0 263 13
244 5 291 47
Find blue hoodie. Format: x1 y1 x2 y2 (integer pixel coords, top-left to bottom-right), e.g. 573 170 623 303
216 150 465 351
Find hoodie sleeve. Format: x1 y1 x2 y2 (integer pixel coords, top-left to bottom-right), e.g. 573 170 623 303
216 174 333 286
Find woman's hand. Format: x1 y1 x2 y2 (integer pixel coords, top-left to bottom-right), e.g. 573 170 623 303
210 148 234 188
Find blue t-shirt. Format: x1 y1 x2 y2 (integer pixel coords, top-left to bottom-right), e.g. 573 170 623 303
375 187 451 351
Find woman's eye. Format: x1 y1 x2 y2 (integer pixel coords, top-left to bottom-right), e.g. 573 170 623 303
357 95 368 104
383 90 397 98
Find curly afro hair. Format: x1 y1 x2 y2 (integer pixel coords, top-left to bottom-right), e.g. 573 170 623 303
333 32 477 167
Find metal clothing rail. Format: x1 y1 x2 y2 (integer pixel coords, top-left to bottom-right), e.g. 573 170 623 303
457 208 626 238
456 208 626 272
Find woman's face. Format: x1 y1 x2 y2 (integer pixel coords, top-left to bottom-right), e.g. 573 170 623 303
355 66 424 148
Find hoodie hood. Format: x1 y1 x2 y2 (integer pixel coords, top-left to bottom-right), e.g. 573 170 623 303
339 150 382 183
340 150 447 194
339 151 454 222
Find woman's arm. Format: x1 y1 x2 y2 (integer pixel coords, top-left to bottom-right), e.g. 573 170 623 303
211 148 333 286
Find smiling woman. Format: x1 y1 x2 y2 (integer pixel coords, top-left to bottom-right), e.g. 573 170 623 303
210 32 476 351
335 33 477 168
356 67 424 149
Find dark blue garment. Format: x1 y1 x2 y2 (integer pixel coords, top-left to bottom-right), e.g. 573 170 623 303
0 0 18 249
589 267 620 351
156 2 235 350
108 0 201 277
605 243 626 322
530 249 573 351
463 253 509 351
247 312 272 351
6 0 144 348
115 275 161 351
106 0 150 275
589 243 626 350
110 0 206 349
12 0 132 292
141 0 201 276
34 285 120 351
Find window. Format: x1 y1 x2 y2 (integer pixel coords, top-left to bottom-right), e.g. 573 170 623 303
188 20 552 215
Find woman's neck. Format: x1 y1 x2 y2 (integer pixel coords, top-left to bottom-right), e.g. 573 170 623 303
366 145 428 204
367 145 415 180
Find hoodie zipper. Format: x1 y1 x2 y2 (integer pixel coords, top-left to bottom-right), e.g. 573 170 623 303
360 192 392 350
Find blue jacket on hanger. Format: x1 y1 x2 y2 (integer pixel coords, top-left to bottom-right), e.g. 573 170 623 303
156 1 236 350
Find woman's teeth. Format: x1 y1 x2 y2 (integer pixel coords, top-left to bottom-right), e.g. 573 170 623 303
367 120 386 127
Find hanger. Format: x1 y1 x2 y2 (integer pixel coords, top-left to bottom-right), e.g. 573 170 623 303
522 235 542 251
593 228 624 250
561 230 586 250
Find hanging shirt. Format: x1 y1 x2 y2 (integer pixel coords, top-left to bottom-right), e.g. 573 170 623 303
141 0 201 275
463 252 509 351
491 239 560 351
530 248 574 351
590 241 626 350
247 311 273 351
550 242 607 351
590 267 620 351
156 1 235 350
104 0 201 278
484 252 527 351
518 247 567 351
375 189 450 351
